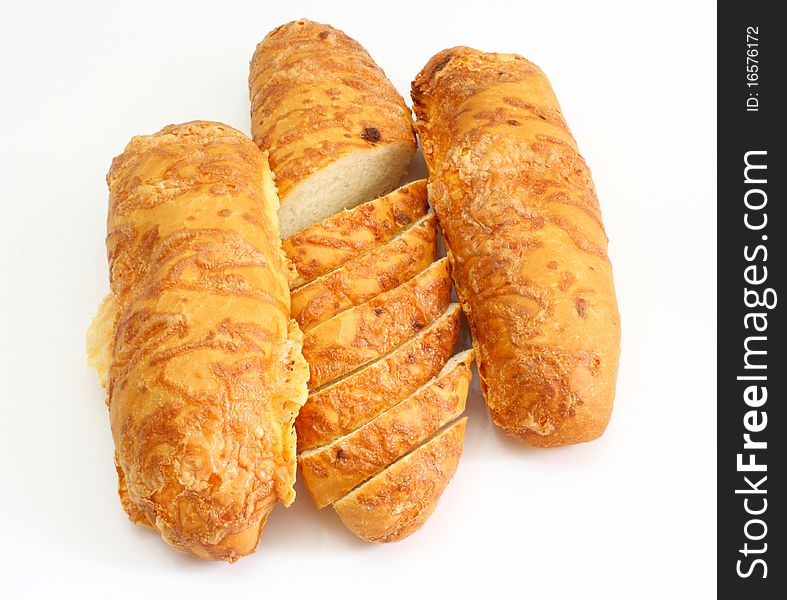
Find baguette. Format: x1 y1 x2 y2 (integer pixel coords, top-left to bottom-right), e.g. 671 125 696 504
334 417 466 543
87 121 308 561
299 350 473 508
297 303 461 453
284 180 429 288
301 257 452 389
412 48 621 446
250 20 417 237
291 212 437 330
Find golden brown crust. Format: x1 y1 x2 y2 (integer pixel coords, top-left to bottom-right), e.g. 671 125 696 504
333 418 466 543
297 303 461 453
284 180 429 288
301 258 452 390
299 351 473 508
291 213 437 330
116 454 153 528
249 19 416 200
103 121 309 561
412 48 620 447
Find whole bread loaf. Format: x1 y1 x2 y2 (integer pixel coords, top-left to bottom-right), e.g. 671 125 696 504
249 19 416 237
412 48 620 447
87 121 308 561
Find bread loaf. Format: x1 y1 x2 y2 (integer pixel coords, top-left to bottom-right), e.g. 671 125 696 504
412 48 621 447
334 417 466 543
249 19 417 237
87 121 308 561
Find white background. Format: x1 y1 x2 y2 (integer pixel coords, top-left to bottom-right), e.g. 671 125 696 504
0 1 717 597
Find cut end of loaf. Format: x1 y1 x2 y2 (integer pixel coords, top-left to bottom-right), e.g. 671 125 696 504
277 142 414 238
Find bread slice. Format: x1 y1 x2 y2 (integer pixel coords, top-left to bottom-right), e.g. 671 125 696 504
299 349 473 508
291 213 437 330
250 20 417 237
301 258 451 389
284 180 428 289
297 303 461 453
333 417 466 543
